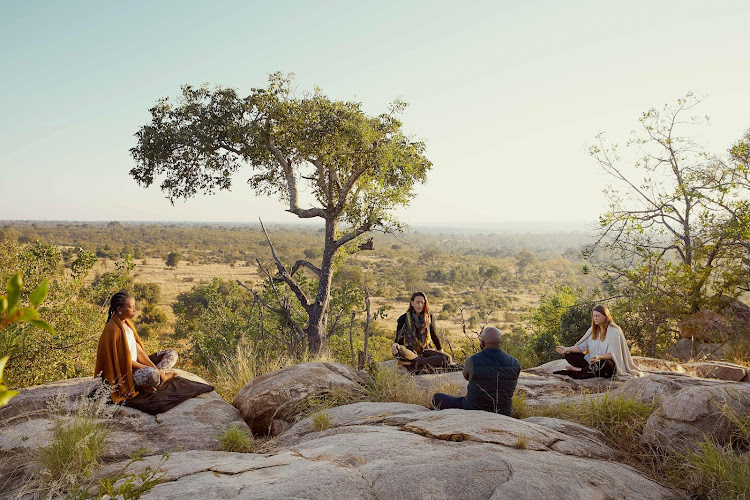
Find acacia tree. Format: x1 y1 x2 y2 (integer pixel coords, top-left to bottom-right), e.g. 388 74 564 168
587 94 750 350
130 73 431 353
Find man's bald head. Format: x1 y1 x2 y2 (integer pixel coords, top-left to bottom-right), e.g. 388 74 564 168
480 327 503 348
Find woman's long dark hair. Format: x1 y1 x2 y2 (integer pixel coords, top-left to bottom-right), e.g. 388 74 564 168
407 291 430 324
108 291 132 322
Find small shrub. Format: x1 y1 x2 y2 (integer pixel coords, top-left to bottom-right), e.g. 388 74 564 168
310 410 332 431
219 424 253 453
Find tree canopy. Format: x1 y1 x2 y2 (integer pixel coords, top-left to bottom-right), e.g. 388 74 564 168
130 73 432 352
587 94 750 353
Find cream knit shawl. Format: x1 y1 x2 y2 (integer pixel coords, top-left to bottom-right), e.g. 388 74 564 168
575 325 642 379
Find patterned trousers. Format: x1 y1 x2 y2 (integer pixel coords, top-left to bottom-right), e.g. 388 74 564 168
133 349 178 387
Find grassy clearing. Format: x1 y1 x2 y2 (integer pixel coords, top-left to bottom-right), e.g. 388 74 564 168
93 257 260 329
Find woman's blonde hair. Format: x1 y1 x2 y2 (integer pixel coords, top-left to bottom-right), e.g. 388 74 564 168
591 304 620 341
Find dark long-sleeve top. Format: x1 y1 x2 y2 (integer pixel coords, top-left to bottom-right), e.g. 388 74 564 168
394 312 442 351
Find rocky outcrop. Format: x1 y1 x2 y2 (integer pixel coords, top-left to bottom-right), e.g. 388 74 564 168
233 362 368 435
642 383 750 453
89 402 679 500
678 310 734 342
0 370 248 460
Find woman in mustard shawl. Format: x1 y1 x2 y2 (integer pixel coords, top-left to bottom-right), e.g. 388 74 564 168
95 291 177 402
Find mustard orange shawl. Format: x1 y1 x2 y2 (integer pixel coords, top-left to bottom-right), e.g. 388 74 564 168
94 316 144 402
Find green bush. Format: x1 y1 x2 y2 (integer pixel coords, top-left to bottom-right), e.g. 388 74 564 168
527 286 594 365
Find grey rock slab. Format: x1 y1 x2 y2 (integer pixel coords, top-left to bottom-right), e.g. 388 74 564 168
90 421 678 500
612 373 727 406
631 357 686 373
401 408 612 458
522 416 616 459
290 423 676 500
277 401 429 445
123 450 376 500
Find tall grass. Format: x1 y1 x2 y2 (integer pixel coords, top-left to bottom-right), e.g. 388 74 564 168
208 343 337 403
310 410 333 431
678 439 750 499
525 393 654 448
366 364 464 407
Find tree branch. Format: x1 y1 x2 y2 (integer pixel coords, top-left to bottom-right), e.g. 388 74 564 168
259 218 312 313
334 221 376 249
290 259 321 278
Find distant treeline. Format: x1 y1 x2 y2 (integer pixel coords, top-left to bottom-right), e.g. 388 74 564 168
0 221 594 264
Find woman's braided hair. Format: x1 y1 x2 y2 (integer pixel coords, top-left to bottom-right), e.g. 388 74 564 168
108 291 132 322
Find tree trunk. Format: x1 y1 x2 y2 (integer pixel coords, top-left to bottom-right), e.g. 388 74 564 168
305 218 337 353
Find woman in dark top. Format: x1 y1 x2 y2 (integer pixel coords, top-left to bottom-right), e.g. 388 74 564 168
391 291 454 372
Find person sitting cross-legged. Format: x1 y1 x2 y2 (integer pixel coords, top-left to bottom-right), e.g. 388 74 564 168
431 327 520 416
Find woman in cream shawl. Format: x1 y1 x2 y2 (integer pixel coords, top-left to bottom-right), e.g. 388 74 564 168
554 305 641 379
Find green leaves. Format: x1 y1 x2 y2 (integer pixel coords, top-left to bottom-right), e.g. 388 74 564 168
30 279 48 306
6 272 21 312
0 355 20 406
1 272 55 406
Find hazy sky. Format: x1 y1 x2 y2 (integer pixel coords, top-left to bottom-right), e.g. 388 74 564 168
1 0 749 229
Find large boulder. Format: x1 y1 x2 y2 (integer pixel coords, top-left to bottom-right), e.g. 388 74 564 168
89 402 679 500
678 310 734 342
718 297 750 335
665 338 726 361
233 362 368 435
612 373 728 406
642 383 750 453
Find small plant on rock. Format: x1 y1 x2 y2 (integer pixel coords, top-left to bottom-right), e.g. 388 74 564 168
219 424 253 453
310 410 333 431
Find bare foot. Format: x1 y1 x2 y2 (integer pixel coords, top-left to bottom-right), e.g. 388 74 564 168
137 386 157 394
566 365 582 371
159 371 176 384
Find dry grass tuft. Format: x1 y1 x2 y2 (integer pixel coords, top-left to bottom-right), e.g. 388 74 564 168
310 410 333 431
218 424 253 453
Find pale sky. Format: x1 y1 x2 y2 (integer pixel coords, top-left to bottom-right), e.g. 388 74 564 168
1 0 749 229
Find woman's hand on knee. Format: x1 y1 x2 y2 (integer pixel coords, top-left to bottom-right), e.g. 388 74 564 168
555 345 568 355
